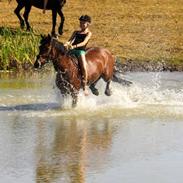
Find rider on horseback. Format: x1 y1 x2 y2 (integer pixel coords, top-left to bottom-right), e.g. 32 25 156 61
64 15 92 96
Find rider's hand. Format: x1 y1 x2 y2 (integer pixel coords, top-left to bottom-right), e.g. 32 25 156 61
64 42 73 50
64 41 69 47
68 44 74 50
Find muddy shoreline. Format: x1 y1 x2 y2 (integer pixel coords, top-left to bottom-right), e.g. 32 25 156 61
0 59 183 73
116 59 183 72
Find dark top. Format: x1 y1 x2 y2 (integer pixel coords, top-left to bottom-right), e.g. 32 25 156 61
72 32 88 50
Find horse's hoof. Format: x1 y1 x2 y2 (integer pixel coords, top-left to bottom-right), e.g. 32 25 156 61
89 87 99 96
20 21 25 29
58 28 63 35
105 89 112 96
26 27 32 32
72 102 77 108
72 97 78 108
51 32 58 38
92 89 99 96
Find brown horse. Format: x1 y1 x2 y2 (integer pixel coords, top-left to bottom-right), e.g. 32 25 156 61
34 35 131 107
12 0 66 36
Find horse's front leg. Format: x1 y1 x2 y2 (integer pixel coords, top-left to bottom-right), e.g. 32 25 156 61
71 92 78 108
14 3 25 29
57 9 65 35
105 80 112 96
51 10 57 37
23 6 32 31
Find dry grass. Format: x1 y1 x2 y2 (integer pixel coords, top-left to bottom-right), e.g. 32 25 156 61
0 0 183 65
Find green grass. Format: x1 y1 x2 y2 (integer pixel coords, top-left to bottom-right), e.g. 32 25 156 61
0 27 40 70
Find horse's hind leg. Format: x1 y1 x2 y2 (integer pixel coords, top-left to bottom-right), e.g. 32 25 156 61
89 78 101 96
57 8 65 35
23 6 31 31
14 3 25 29
105 80 112 96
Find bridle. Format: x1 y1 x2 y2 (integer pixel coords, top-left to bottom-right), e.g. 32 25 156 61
35 37 67 69
36 38 56 68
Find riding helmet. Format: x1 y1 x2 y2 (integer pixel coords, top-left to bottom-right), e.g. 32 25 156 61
79 15 91 23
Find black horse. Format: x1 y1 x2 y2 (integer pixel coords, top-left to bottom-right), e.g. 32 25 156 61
13 0 66 36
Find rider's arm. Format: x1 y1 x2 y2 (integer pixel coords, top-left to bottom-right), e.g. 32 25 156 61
67 31 77 44
64 31 77 47
72 32 92 49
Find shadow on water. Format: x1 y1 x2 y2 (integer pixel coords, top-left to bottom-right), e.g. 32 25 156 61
0 103 61 111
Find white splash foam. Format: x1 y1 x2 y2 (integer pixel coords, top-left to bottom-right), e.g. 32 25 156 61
1 72 183 118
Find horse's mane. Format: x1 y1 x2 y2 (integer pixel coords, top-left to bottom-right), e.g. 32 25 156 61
51 38 65 53
40 35 65 52
40 35 80 69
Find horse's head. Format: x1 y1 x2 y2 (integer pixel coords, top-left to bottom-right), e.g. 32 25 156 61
34 34 66 69
34 34 52 69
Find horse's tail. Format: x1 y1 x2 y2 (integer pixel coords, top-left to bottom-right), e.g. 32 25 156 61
112 58 132 86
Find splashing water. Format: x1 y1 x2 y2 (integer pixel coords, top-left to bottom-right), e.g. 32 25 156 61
0 72 183 118
0 72 183 183
51 72 183 118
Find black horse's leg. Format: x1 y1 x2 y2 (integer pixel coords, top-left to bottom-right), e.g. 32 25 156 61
57 8 65 35
14 3 25 29
105 80 112 96
23 6 31 31
51 10 57 37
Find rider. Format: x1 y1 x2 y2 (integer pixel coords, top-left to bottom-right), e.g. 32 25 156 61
64 15 92 96
43 0 48 14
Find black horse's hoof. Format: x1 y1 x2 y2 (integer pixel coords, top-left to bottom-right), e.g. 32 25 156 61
20 21 25 29
89 86 99 96
105 89 112 96
26 27 32 32
51 32 58 38
58 28 63 35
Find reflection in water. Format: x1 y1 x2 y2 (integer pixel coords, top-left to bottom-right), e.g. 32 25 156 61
0 72 183 183
35 117 114 183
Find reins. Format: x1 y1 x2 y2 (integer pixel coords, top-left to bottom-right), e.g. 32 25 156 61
47 38 56 57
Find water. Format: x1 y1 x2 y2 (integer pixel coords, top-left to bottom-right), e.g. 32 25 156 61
0 71 183 183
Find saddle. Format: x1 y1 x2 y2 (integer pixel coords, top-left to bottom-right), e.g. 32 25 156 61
67 52 80 67
66 51 87 87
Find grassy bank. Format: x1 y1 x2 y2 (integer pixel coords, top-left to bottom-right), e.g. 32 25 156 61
0 0 183 70
0 27 40 70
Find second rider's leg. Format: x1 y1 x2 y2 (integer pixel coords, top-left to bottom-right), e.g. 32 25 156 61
43 0 48 14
